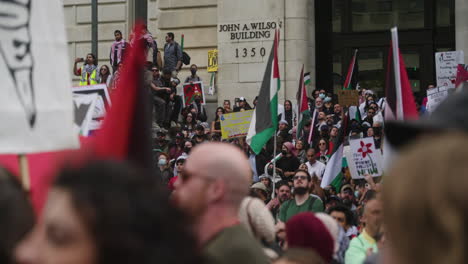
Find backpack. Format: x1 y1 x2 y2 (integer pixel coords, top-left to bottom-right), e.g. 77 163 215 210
181 50 191 65
174 42 190 65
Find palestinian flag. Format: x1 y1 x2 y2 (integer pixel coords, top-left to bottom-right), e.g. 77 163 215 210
343 49 359 90
384 28 418 121
348 105 361 122
382 27 419 170
247 30 280 154
304 72 311 86
296 65 311 139
455 64 468 91
321 110 348 188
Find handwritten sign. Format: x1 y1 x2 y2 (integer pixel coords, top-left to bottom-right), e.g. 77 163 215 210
338 90 359 106
208 49 218 72
435 51 464 89
426 86 451 113
220 110 253 139
346 137 383 179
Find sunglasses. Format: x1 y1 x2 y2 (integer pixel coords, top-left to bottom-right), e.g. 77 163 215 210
293 175 308 181
100 68 107 71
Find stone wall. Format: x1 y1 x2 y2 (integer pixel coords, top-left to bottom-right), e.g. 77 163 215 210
63 0 130 84
456 0 468 64
217 0 313 106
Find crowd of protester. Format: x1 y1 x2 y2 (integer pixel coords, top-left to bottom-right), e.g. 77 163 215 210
3 25 466 264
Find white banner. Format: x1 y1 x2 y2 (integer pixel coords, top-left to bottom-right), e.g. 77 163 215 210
435 51 464 89
346 137 383 179
0 0 78 153
72 84 112 133
426 86 451 113
73 93 98 137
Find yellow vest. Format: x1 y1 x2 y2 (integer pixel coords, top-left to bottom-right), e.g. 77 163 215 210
79 66 98 86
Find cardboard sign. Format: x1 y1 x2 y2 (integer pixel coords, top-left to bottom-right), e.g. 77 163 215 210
346 137 383 179
435 51 464 89
72 93 98 136
338 90 359 106
182 81 205 106
426 86 451 113
72 84 112 131
0 0 79 153
208 49 218 72
220 110 253 139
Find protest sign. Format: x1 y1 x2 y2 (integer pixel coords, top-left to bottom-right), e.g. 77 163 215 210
337 90 359 106
72 84 112 131
426 86 451 113
208 49 218 72
435 51 464 89
182 81 205 106
72 93 98 136
346 137 383 179
220 110 253 139
0 0 78 154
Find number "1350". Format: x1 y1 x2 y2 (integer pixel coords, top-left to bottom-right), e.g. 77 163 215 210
235 47 266 58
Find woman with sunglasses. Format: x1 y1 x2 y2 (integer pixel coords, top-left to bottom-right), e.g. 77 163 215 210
99 65 112 87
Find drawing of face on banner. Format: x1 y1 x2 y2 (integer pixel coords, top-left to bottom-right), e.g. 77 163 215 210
0 0 35 126
0 0 78 153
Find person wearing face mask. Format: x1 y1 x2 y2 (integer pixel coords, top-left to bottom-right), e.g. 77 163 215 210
157 152 173 186
185 64 202 83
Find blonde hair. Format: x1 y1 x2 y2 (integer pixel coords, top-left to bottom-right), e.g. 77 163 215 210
384 133 468 264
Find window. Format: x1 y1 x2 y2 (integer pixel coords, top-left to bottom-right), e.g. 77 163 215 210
351 0 424 32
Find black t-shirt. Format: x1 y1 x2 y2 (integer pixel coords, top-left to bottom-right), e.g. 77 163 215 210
276 155 300 175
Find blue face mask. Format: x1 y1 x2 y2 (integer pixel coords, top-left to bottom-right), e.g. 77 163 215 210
354 190 360 198
319 93 326 99
158 159 167 166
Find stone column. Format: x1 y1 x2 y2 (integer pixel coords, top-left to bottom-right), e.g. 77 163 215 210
456 0 468 63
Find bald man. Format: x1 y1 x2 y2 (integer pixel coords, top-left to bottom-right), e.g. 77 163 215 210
173 142 269 264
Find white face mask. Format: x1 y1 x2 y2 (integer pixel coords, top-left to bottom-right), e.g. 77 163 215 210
158 159 167 166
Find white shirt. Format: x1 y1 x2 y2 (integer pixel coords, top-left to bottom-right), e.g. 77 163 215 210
306 160 326 179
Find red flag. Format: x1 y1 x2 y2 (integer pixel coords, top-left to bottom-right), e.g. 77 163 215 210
455 64 468 91
385 28 418 121
92 22 153 171
343 49 359 90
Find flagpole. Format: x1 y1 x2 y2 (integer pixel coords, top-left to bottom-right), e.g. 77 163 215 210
272 130 277 199
18 154 30 191
308 109 317 144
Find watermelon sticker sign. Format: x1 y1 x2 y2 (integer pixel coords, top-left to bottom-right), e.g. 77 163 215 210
346 137 383 179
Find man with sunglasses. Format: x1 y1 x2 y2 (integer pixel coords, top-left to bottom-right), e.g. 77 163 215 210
278 170 324 223
172 143 268 264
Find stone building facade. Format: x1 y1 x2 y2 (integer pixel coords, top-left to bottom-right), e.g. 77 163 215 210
64 0 468 106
